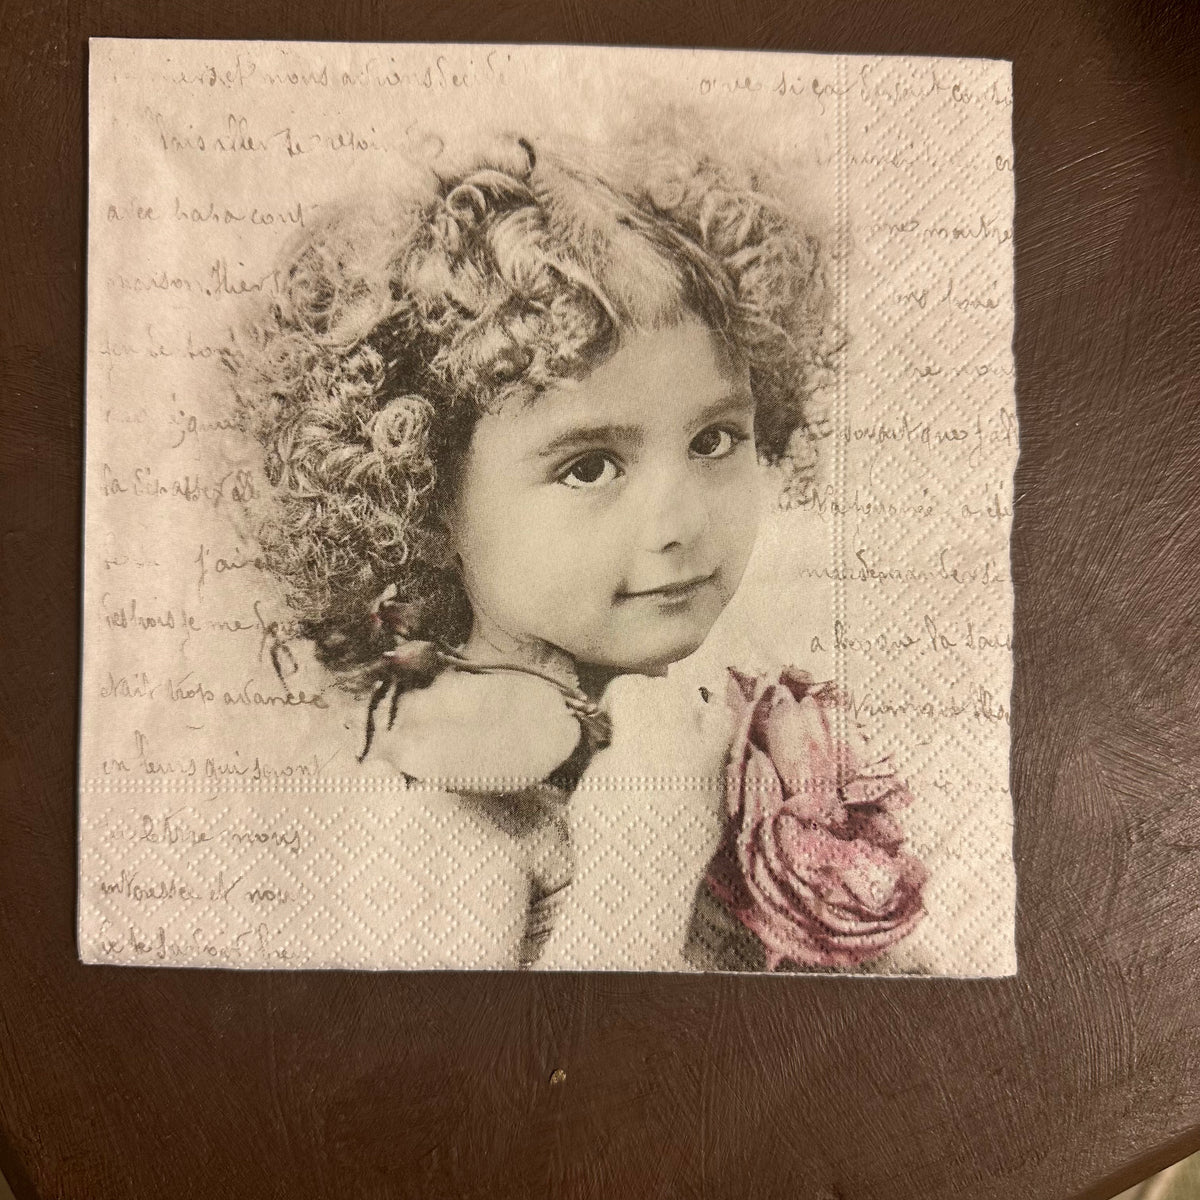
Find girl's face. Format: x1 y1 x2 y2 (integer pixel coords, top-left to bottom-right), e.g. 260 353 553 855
451 317 764 676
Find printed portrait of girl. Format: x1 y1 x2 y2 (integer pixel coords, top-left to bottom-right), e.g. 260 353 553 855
225 127 928 972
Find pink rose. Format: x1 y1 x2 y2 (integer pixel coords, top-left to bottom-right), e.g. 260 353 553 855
705 666 927 971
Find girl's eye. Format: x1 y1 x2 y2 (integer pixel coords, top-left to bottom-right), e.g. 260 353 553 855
690 426 743 459
560 452 620 489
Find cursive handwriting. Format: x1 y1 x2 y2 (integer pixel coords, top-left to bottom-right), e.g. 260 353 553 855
96 921 291 963
156 49 509 92
99 464 258 505
106 197 308 228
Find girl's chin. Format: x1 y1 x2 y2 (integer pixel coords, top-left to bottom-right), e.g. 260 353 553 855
555 607 724 683
577 635 709 680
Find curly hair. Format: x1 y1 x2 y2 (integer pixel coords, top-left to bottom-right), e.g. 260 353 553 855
224 132 834 692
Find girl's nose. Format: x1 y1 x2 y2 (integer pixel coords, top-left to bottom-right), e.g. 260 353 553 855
639 462 709 554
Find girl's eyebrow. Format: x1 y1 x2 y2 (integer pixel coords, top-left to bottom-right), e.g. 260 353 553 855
534 390 755 460
694 389 756 426
535 423 645 458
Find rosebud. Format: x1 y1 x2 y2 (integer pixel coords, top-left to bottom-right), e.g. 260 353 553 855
383 638 441 676
377 600 423 638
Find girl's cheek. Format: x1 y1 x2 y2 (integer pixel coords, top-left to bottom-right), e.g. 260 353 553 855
530 502 611 592
716 473 764 582
715 457 763 526
547 486 625 547
743 468 767 534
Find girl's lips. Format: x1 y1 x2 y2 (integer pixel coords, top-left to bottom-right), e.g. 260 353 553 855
619 572 715 599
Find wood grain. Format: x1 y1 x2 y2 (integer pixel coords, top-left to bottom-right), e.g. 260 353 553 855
1 2 1198 1197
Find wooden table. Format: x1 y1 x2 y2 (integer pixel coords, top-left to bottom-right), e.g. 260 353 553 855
2 2 1198 1197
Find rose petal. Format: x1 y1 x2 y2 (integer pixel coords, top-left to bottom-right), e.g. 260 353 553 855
726 667 759 708
723 674 773 819
778 665 816 701
838 805 905 853
757 692 842 817
841 773 907 811
774 818 918 922
745 682 780 747
737 814 926 968
735 741 785 830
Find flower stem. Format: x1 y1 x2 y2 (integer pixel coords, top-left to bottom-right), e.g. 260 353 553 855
434 648 593 707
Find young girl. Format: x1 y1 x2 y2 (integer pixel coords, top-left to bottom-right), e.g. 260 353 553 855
226 131 925 970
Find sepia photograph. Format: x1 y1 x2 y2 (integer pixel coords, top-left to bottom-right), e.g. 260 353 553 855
80 40 1016 973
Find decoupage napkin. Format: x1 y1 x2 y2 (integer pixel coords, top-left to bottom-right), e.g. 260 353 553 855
80 40 1016 973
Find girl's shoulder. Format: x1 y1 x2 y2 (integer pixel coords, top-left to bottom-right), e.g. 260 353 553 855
374 668 583 787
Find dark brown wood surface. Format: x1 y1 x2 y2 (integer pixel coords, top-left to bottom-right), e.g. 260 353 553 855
2 2 1198 1198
